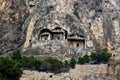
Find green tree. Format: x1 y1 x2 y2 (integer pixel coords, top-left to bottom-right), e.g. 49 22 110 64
103 48 108 53
34 60 42 71
78 57 85 64
69 58 76 69
96 53 102 62
63 60 69 68
12 50 22 60
90 52 97 61
0 57 22 80
20 56 42 70
44 58 63 71
83 54 90 63
41 61 52 71
90 49 111 63
101 49 111 63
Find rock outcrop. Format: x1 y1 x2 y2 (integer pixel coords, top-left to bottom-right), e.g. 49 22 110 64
0 0 29 54
20 64 120 80
22 0 120 56
0 0 120 56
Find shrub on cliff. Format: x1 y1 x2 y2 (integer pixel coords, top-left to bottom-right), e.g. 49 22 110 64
11 50 22 60
78 56 85 64
63 60 69 68
83 54 90 63
90 48 111 63
69 58 76 68
20 56 42 70
97 48 111 63
0 57 22 80
78 54 90 64
43 58 63 71
90 52 97 61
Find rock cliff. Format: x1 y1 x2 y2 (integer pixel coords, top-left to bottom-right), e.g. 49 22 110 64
0 0 29 54
0 0 120 56
20 64 120 80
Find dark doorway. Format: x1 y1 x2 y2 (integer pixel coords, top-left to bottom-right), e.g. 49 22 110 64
77 43 79 47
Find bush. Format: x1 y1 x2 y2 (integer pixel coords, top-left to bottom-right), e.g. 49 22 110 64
78 57 85 64
12 50 22 60
90 52 97 61
83 54 90 63
63 60 69 68
90 48 111 63
78 55 90 64
41 61 52 71
69 58 76 68
100 49 111 63
44 58 63 71
20 56 42 70
0 57 22 80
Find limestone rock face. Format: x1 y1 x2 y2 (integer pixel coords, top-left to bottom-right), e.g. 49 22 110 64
0 0 29 54
20 65 119 80
0 0 120 55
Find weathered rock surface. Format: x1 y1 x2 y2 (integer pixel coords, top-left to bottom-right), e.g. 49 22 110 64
0 0 120 55
22 0 120 56
20 64 120 80
0 0 29 54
